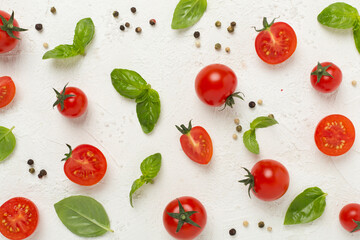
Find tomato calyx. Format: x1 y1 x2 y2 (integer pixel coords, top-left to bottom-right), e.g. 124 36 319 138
176 120 192 135
53 83 75 111
254 17 278 32
311 62 333 84
220 91 244 111
0 11 27 40
61 144 73 161
166 199 201 233
351 220 360 233
238 167 256 198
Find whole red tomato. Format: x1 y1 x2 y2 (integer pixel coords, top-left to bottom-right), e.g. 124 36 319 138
339 203 360 233
0 11 27 53
53 84 88 118
255 17 297 64
0 197 38 240
310 62 342 93
239 159 290 201
195 64 243 108
163 196 207 240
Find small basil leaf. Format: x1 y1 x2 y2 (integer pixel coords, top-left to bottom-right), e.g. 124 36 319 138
171 0 207 29
354 23 360 54
73 18 95 52
250 116 278 129
111 69 148 99
43 44 80 59
140 153 162 179
0 126 16 162
136 89 161 134
129 178 145 207
284 187 327 225
318 2 359 29
54 195 113 237
243 129 259 154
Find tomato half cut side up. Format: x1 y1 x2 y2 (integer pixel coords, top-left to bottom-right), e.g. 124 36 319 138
0 76 16 108
314 114 355 156
0 197 38 240
255 17 297 64
176 121 213 165
63 144 107 186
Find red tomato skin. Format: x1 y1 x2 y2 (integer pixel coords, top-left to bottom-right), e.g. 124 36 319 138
57 87 88 118
339 203 360 232
314 114 355 156
163 196 207 240
0 11 20 54
64 144 107 186
0 76 16 108
180 126 213 165
310 62 342 93
195 64 237 106
255 22 297 64
252 160 290 201
0 197 38 240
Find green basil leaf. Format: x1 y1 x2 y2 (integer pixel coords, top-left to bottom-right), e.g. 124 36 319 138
250 116 278 129
136 89 161 134
354 23 360 54
171 0 207 29
129 178 145 207
0 126 16 162
42 44 80 59
73 18 95 52
54 195 113 237
318 2 359 29
284 187 327 225
243 129 259 154
140 153 162 179
111 69 148 99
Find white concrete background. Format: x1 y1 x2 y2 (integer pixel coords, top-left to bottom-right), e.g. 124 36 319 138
1 0 360 239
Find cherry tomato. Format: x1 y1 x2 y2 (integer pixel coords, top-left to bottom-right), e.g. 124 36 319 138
63 144 107 186
176 121 213 165
254 17 297 64
0 197 38 240
340 203 360 233
239 159 290 201
310 62 342 93
163 196 207 240
195 64 243 108
0 76 16 108
53 84 88 118
314 114 355 156
0 11 27 54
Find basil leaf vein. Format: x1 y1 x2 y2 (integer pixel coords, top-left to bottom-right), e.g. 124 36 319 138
171 0 207 29
0 126 16 162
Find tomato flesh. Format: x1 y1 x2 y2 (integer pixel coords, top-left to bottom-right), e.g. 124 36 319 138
195 64 237 106
0 197 38 240
255 22 297 64
163 196 207 240
310 62 342 93
315 114 355 156
340 203 360 232
57 87 88 118
0 76 16 108
180 126 213 165
0 11 20 54
64 144 107 186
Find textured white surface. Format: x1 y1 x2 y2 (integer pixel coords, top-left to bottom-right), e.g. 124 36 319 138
1 0 360 239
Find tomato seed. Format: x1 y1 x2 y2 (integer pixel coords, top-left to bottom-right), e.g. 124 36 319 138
113 11 119 18
249 101 256 108
131 7 136 13
149 19 156 26
50 7 56 14
27 159 34 165
215 21 221 27
35 24 43 31
229 228 236 236
193 31 200 38
258 221 265 228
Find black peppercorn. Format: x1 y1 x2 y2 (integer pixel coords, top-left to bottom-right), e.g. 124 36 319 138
35 24 43 31
249 101 256 108
135 27 142 33
268 114 274 119
50 7 56 14
131 7 136 13
193 31 200 38
125 22 130 28
40 169 47 176
236 125 242 132
29 168 35 174
258 221 265 228
231 21 236 27
120 25 125 31
229 228 236 236
38 173 43 179
27 159 34 165
149 19 156 26
227 26 234 33
113 11 119 18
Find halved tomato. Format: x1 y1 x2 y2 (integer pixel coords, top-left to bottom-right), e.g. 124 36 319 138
0 76 16 108
314 114 355 156
0 197 38 240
